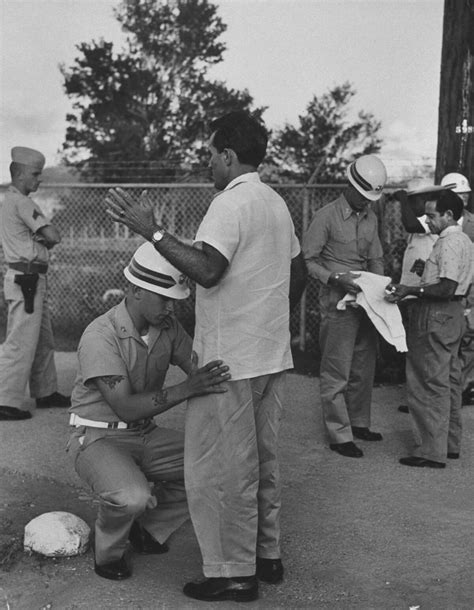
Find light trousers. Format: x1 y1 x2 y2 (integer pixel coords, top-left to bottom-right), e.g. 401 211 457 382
0 269 57 409
70 423 189 565
319 286 377 444
185 373 285 578
406 300 464 462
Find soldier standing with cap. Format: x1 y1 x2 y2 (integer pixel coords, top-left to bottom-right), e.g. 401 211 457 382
303 154 387 458
0 146 69 420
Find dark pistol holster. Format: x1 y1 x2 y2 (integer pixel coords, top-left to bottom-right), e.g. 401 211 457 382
14 273 39 314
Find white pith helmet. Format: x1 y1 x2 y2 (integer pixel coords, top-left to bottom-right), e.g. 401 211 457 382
346 154 387 201
124 242 190 300
440 172 471 194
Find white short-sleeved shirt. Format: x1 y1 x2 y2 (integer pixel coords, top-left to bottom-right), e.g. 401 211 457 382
421 225 473 295
400 215 438 286
0 186 50 264
193 172 300 380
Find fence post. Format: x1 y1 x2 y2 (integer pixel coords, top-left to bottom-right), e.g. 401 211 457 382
298 185 309 352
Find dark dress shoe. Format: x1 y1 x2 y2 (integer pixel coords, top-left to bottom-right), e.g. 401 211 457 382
398 405 409 413
128 521 168 554
399 456 446 469
462 385 474 405
94 555 131 580
351 426 383 441
0 406 31 420
256 557 283 583
447 452 460 459
183 576 258 602
329 441 363 458
36 392 71 408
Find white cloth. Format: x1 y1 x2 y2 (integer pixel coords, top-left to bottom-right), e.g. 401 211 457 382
337 271 408 352
193 172 300 380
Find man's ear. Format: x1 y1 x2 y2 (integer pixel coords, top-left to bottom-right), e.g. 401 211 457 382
222 148 235 166
131 285 143 299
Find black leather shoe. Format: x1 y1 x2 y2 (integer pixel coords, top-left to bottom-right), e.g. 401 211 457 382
0 406 32 420
447 452 460 459
399 456 446 469
351 426 383 441
329 441 363 458
94 555 131 580
183 576 258 602
256 557 283 584
398 405 409 414
36 392 71 408
128 521 168 554
462 386 474 406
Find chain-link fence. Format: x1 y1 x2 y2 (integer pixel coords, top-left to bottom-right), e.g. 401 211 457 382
0 183 406 356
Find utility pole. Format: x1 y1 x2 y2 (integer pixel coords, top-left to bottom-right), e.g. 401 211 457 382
435 0 474 188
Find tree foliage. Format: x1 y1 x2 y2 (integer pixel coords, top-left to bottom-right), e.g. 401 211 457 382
60 0 264 182
265 82 382 183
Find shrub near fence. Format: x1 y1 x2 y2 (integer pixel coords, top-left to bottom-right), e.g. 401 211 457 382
0 183 407 377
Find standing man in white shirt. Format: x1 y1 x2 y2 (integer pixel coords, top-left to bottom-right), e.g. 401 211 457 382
386 190 473 468
105 111 307 603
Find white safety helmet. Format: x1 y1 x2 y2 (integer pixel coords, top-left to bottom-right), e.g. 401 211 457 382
346 154 387 201
440 172 471 194
124 242 190 300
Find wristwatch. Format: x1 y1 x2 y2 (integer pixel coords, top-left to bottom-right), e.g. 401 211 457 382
151 228 165 246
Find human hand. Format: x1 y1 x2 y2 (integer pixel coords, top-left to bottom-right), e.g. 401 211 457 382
384 283 412 303
393 189 408 204
186 351 231 396
330 271 361 295
410 258 425 277
105 187 156 241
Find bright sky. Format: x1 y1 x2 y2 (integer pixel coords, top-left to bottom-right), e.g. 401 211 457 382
0 0 444 183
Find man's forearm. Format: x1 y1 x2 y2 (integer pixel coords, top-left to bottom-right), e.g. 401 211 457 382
106 380 193 422
153 232 215 286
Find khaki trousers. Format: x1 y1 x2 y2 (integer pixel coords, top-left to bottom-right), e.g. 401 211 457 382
185 373 285 578
0 269 57 410
319 286 377 444
69 423 189 565
406 300 464 463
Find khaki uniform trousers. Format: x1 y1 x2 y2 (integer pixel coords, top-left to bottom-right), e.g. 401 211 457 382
185 372 285 578
319 286 378 444
406 300 464 463
0 269 57 410
69 423 189 565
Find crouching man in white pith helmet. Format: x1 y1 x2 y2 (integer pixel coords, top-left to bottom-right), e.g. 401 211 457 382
303 154 388 458
67 243 231 581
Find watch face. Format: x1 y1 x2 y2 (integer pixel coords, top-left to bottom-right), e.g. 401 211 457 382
153 230 163 241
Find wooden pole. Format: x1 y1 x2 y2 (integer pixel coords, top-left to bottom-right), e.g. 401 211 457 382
435 0 474 190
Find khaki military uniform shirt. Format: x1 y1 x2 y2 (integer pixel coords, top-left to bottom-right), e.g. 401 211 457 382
0 186 49 264
70 300 192 422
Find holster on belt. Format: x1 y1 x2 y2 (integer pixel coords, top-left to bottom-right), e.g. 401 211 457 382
14 273 39 314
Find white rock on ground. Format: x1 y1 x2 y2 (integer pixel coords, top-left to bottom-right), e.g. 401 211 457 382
24 511 90 557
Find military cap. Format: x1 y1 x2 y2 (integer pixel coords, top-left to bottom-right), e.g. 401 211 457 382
11 146 45 170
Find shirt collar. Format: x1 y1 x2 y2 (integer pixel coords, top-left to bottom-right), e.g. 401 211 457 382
338 193 369 220
224 172 261 191
8 185 22 196
440 224 462 238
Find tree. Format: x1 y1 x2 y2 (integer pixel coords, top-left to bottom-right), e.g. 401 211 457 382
60 0 264 182
435 0 473 190
265 82 382 183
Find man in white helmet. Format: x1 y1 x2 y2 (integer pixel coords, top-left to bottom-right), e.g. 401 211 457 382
441 173 474 405
68 242 231 581
303 154 387 458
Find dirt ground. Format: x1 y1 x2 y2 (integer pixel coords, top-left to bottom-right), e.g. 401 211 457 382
1 352 474 610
